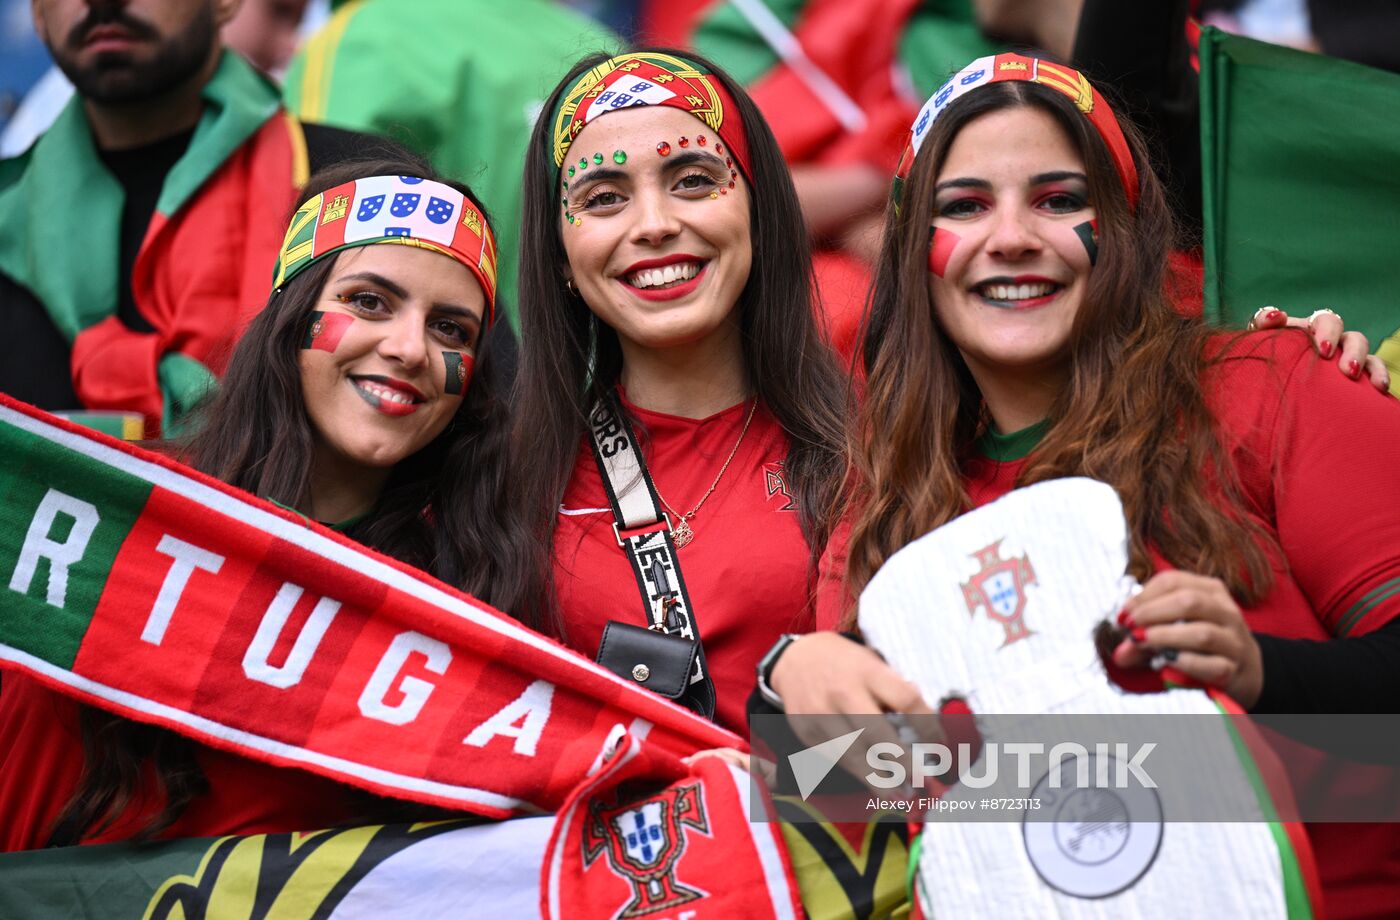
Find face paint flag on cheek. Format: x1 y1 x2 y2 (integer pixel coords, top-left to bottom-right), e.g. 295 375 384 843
928 228 961 277
442 351 472 396
1074 219 1099 267
301 311 354 352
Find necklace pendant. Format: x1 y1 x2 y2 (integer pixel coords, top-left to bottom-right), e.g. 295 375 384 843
672 517 694 548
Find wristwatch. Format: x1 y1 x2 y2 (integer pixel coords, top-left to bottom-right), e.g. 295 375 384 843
756 633 802 711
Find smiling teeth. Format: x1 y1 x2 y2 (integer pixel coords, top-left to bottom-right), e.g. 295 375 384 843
981 282 1057 301
628 262 700 289
356 380 415 405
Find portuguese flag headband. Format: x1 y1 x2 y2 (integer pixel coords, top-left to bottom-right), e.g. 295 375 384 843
893 53 1140 213
547 51 754 190
272 175 500 324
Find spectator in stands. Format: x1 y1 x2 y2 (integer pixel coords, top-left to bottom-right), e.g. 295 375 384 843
0 0 371 436
0 156 519 851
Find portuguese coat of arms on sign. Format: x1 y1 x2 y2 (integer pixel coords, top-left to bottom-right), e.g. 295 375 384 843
582 783 710 919
960 539 1038 647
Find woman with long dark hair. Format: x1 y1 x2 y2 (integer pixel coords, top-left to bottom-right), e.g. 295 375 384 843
765 55 1400 917
0 156 517 850
506 50 847 733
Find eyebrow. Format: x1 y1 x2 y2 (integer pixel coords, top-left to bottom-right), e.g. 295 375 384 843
934 170 1088 194
567 150 728 191
333 270 482 328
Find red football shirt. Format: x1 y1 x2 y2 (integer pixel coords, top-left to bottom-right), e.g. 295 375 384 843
962 332 1400 919
553 393 826 735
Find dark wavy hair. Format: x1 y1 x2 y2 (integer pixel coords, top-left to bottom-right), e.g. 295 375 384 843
843 76 1276 622
51 155 521 845
509 48 848 635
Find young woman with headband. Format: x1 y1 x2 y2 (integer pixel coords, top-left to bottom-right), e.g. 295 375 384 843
0 156 519 850
507 50 847 734
761 53 1400 916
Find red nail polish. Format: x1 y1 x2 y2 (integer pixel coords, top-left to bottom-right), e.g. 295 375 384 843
1266 309 1283 322
1349 359 1361 378
1319 340 1333 358
1130 627 1147 643
1116 610 1134 627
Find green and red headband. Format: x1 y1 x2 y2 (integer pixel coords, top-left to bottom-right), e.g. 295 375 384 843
273 175 499 324
547 51 753 190
894 53 1140 212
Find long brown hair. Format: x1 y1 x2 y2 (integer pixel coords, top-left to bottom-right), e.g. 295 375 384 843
50 156 522 845
510 48 848 634
844 78 1275 622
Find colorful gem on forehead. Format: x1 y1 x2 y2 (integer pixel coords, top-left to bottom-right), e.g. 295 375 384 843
715 142 724 155
579 158 587 170
568 165 575 177
697 135 706 146
593 152 604 165
613 149 627 164
678 136 689 148
656 141 671 156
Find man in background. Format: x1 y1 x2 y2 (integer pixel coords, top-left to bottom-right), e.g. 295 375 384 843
0 0 369 435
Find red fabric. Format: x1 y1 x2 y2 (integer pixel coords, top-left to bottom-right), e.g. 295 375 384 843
639 0 714 48
70 113 299 432
964 331 1400 918
0 672 362 852
542 730 803 919
746 0 921 171
553 394 828 736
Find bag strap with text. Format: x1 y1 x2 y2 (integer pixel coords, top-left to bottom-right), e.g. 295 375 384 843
586 398 717 719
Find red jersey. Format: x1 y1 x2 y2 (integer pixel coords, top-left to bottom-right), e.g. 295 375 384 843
963 332 1400 919
553 393 822 735
0 672 364 852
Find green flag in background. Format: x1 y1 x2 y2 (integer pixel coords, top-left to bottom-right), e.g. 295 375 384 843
1199 27 1400 395
283 0 617 331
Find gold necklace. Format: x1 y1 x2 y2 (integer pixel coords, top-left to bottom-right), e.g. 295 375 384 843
656 398 758 549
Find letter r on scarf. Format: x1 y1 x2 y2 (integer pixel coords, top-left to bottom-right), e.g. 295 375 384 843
358 631 451 725
462 679 555 756
9 488 99 609
142 535 226 645
242 582 341 689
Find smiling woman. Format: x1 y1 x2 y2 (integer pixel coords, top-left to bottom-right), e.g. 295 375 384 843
0 156 522 851
507 49 847 733
764 53 1400 917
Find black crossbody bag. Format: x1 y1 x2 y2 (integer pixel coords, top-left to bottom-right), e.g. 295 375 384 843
586 397 718 720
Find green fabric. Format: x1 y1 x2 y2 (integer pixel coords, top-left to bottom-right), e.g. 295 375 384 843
896 1 998 96
0 421 152 669
975 419 1048 462
0 51 280 342
1198 27 1400 396
283 0 618 332
157 352 219 437
691 0 806 87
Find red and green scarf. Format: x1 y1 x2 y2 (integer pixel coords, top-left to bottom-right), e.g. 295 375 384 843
0 52 308 436
0 395 739 817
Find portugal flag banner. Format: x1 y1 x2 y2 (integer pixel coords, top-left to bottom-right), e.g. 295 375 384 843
1198 27 1400 395
0 396 738 818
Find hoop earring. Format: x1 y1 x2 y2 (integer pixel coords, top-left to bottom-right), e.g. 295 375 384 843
565 278 579 298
